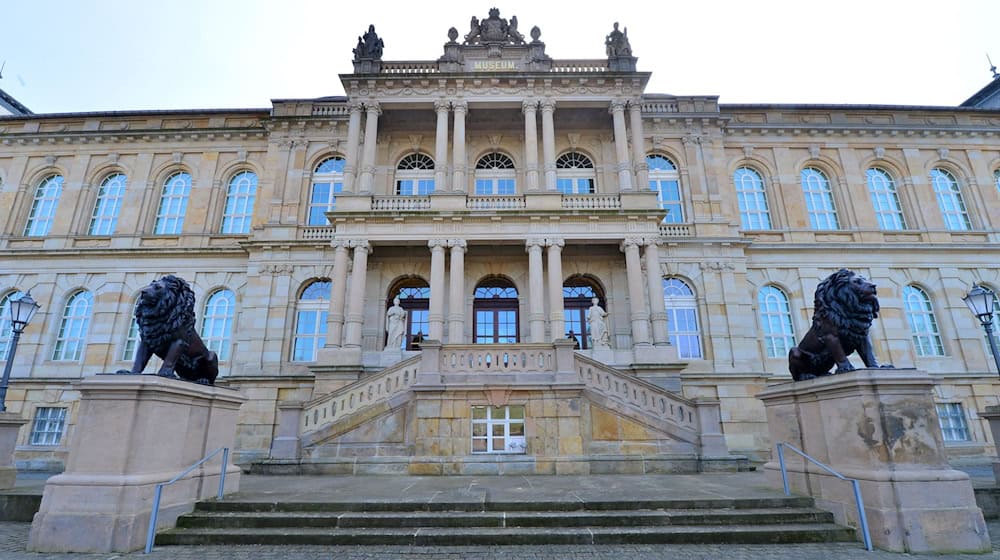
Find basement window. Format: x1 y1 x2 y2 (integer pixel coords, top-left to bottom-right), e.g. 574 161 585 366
471 405 525 454
936 403 970 443
29 407 67 446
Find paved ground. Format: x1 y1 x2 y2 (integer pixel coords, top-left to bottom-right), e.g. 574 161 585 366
3 470 999 559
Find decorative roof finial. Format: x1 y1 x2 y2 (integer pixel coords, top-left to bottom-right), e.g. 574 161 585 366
989 53 999 80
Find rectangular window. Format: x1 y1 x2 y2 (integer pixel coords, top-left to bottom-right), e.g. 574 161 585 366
936 403 970 442
471 405 525 453
30 407 68 446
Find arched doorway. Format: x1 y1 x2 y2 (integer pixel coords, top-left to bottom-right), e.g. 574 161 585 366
563 275 606 349
387 277 430 350
473 277 519 344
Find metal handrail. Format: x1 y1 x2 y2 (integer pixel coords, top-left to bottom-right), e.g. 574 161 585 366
145 447 230 554
776 442 872 552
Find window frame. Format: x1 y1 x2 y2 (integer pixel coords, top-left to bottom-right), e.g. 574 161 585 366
308 157 345 226
935 402 971 443
800 167 840 230
758 285 796 359
474 152 517 195
153 171 192 235
53 290 94 362
395 153 435 196
473 279 520 345
471 405 526 454
929 168 972 231
733 166 772 230
865 167 907 231
556 152 596 195
662 278 703 359
903 285 945 357
387 281 431 351
220 170 258 234
29 407 68 446
88 172 127 236
562 278 605 350
24 174 65 237
647 154 683 223
201 289 236 362
122 297 141 363
292 280 331 362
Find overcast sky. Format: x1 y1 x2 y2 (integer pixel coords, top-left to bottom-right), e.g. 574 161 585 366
1 0 997 114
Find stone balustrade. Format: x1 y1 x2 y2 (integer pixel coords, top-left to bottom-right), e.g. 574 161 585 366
659 223 692 237
641 101 680 113
438 344 557 374
576 355 699 432
466 195 526 210
299 226 336 240
372 196 432 211
551 59 609 73
381 61 440 74
311 104 350 116
561 194 621 210
301 356 420 434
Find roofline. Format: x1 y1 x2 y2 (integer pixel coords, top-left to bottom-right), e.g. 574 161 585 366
719 102 1000 113
0 107 269 121
0 87 32 115
960 78 1000 107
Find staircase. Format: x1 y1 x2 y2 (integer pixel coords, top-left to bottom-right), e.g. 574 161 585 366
157 495 854 546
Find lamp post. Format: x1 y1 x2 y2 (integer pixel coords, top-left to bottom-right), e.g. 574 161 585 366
0 291 40 412
963 284 1000 376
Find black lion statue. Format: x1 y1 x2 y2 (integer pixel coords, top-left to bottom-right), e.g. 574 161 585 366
788 269 893 381
117 275 218 385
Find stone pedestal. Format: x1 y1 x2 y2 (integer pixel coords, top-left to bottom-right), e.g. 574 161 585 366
758 369 989 553
28 375 246 553
0 412 29 489
979 404 1000 483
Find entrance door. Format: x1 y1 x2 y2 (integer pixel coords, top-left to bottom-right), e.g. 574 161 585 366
473 278 519 344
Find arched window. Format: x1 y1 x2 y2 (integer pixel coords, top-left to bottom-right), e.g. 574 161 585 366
930 168 971 231
758 286 796 358
293 280 330 361
800 167 839 230
53 290 93 361
475 152 516 195
474 277 519 344
994 169 1000 193
556 152 595 194
903 285 944 357
308 157 345 225
647 155 683 223
122 297 141 362
387 279 431 350
733 167 771 230
24 174 64 236
395 153 435 196
221 171 257 234
89 172 127 235
663 278 702 359
201 289 235 361
563 276 605 349
866 168 906 231
154 171 192 235
0 291 26 360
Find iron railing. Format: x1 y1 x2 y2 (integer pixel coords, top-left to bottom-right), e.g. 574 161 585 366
776 441 872 552
145 447 230 554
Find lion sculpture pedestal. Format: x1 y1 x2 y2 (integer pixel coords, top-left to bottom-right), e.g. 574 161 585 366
758 369 989 553
28 375 246 553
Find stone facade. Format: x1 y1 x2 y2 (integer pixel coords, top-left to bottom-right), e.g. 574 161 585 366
1 12 999 472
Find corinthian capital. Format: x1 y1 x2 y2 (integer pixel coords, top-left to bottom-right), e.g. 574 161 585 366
434 99 451 113
522 99 539 114
609 100 627 113
350 239 371 252
620 237 645 252
539 99 556 113
545 237 565 249
364 101 381 115
525 237 546 251
451 100 468 114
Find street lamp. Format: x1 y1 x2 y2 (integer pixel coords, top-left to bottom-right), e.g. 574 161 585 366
0 291 40 412
963 284 1000 376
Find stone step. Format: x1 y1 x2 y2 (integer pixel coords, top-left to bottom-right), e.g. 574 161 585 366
193 496 816 513
177 507 835 529
157 523 856 546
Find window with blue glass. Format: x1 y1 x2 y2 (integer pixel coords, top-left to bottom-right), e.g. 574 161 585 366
395 153 435 196
647 155 683 222
930 168 971 231
800 167 839 230
474 278 519 344
309 157 345 225
555 152 595 194
475 152 516 195
154 172 192 235
733 167 771 230
293 280 331 361
221 171 257 234
89 173 127 235
662 278 702 358
24 174 64 237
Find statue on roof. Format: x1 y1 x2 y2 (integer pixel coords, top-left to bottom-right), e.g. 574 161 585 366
353 24 384 61
605 22 631 57
463 8 525 46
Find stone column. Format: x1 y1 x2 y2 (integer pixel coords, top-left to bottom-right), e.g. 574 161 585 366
326 239 351 348
621 237 651 346
428 239 447 340
522 99 540 191
628 100 648 190
357 102 381 194
447 239 467 344
342 101 364 193
343 240 370 348
644 240 669 346
451 101 468 193
526 237 546 342
610 100 634 191
540 99 557 191
546 238 565 341
434 100 450 192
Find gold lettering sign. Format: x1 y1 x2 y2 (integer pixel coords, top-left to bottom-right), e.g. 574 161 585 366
472 60 517 71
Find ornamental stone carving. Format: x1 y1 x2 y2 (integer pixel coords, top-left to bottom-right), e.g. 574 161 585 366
464 8 525 45
605 22 637 72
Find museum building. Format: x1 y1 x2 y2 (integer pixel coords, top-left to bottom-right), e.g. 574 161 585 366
1 10 1000 474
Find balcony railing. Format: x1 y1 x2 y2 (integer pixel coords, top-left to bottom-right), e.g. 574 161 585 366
466 195 526 210
561 194 621 210
372 196 431 211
